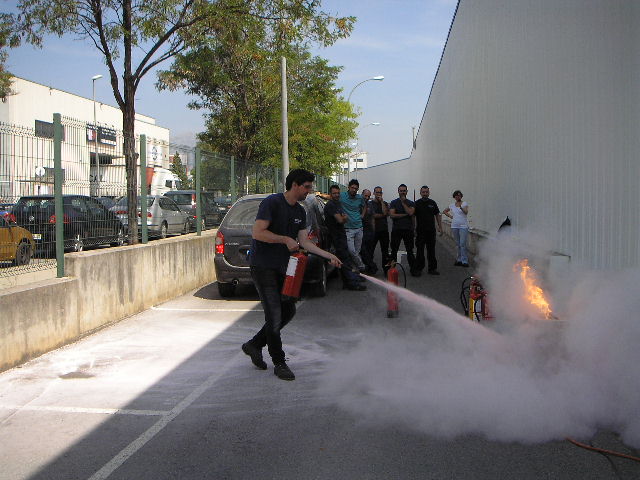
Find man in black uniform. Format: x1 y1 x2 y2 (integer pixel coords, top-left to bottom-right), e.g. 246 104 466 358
243 169 341 381
414 185 443 275
389 183 416 274
324 185 366 291
371 186 390 274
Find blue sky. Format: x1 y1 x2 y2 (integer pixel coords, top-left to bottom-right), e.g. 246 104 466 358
5 0 457 167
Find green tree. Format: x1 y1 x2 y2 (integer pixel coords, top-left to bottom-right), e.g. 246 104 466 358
169 152 191 189
0 14 17 98
158 10 356 193
10 0 353 242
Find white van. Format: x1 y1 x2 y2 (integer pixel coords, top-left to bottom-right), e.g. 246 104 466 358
150 168 182 195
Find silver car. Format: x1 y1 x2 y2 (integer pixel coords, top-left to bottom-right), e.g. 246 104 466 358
110 195 189 238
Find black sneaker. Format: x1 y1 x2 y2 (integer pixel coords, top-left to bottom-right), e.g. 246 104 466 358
242 342 267 370
454 261 463 266
461 263 469 268
274 362 295 381
428 270 440 275
410 270 422 277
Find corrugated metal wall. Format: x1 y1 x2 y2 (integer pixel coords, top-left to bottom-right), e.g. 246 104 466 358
358 0 639 269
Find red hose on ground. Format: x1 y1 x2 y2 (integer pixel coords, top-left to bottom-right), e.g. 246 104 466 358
565 437 640 463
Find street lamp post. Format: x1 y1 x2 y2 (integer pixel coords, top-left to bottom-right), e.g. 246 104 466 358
92 74 103 196
347 75 384 103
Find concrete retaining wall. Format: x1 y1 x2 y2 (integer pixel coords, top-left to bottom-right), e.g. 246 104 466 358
0 231 217 372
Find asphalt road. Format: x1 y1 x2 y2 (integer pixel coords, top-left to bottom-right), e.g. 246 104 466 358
1 237 638 480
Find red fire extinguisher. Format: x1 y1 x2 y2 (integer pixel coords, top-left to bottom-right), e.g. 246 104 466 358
281 251 308 301
387 261 399 318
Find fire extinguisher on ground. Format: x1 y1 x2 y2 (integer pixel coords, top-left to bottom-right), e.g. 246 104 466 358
387 261 400 318
281 251 308 301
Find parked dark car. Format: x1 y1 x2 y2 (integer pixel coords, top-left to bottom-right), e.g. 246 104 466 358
163 190 224 231
214 193 335 298
94 196 118 210
11 195 126 254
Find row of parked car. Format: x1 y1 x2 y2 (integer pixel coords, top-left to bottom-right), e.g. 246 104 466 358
0 191 232 265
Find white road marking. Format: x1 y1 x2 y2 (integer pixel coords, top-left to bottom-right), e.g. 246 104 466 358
88 352 242 480
151 306 263 312
0 405 167 416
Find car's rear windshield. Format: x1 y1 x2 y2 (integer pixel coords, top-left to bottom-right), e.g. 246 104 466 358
166 193 193 205
13 198 56 211
222 199 261 228
115 197 154 208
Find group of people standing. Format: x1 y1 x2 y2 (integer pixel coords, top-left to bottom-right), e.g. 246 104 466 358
242 168 470 381
324 180 470 282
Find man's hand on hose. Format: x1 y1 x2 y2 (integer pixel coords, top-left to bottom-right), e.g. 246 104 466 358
326 253 342 268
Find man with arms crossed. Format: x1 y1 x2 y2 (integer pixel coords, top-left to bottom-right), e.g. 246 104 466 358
414 185 443 275
389 183 417 275
243 169 341 381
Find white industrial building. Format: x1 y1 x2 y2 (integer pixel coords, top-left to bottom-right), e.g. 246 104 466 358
0 77 170 200
355 0 638 270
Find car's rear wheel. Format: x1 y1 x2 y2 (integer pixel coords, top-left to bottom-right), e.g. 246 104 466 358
111 226 125 246
217 282 236 298
13 240 32 266
159 222 168 239
182 221 189 235
309 261 328 297
71 232 86 252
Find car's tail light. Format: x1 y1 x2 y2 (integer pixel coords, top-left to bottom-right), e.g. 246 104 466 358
307 228 319 245
138 211 153 218
191 194 196 206
115 210 127 215
215 230 224 254
48 214 70 224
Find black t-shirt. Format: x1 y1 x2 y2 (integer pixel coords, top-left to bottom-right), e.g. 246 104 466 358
323 199 345 240
371 200 389 232
250 193 306 273
414 197 440 232
390 198 415 231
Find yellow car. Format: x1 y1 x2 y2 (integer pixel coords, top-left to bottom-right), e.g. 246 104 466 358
0 214 35 265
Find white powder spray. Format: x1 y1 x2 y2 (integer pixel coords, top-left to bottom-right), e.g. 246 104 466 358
317 231 640 447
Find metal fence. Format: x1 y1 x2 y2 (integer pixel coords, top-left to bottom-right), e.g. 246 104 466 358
1 114 342 282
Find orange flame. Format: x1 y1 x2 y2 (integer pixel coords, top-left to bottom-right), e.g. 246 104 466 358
514 259 553 319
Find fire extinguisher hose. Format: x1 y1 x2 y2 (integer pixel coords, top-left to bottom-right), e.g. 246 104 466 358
565 437 640 463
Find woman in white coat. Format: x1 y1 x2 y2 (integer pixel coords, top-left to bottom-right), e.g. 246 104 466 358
442 190 469 267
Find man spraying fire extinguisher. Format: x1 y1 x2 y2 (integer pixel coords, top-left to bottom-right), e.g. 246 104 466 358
242 169 341 381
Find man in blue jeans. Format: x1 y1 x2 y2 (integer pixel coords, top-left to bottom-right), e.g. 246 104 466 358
340 179 366 272
243 169 341 381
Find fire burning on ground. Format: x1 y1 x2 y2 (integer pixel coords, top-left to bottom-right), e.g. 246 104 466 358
513 259 555 319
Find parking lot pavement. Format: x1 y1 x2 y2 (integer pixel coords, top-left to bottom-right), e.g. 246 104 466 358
1 237 638 479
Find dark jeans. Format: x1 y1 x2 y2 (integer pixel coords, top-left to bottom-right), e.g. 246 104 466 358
332 233 361 287
249 265 296 364
373 230 390 269
390 229 416 269
415 229 437 272
360 228 377 273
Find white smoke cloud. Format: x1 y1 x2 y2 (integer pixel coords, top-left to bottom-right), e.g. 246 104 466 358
318 231 640 448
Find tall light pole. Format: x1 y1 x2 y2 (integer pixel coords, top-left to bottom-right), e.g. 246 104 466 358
92 74 103 196
347 75 384 103
353 122 380 177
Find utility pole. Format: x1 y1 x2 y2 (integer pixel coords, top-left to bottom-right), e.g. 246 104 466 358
281 56 289 186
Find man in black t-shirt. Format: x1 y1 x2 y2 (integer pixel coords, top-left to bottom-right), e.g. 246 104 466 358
244 169 340 381
324 185 366 291
371 186 390 274
389 183 416 274
414 185 443 275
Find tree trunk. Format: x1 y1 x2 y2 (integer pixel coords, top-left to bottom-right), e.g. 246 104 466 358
123 95 138 244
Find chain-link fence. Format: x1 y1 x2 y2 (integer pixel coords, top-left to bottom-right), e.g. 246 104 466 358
1 115 343 282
